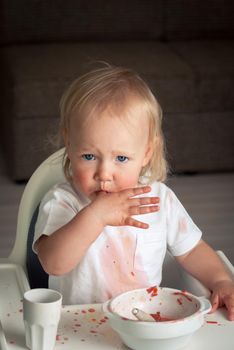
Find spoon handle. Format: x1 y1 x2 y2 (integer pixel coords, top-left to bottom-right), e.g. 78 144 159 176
132 308 155 322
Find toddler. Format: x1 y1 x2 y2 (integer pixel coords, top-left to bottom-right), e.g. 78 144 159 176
34 65 234 320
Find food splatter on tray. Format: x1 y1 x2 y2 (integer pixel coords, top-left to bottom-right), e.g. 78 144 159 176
55 304 125 348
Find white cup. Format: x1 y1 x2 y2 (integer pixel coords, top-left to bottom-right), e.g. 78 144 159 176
23 288 62 350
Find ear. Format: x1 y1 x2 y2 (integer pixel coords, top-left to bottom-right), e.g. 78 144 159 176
142 141 154 167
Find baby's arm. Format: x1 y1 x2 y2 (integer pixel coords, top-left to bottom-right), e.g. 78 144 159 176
176 239 234 320
36 186 159 276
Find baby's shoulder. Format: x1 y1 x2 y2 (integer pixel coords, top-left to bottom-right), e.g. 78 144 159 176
41 182 86 211
150 181 179 209
150 181 172 197
46 182 76 199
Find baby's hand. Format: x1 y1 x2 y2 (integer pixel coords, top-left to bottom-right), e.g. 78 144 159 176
89 186 160 229
210 280 234 321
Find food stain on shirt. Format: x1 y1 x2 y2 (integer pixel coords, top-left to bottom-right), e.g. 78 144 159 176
100 230 148 299
178 217 188 233
166 190 174 205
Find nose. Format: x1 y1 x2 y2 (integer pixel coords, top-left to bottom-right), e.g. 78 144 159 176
95 161 113 187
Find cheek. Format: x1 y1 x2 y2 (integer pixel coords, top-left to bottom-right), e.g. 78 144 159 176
74 172 88 184
71 164 92 188
117 169 140 188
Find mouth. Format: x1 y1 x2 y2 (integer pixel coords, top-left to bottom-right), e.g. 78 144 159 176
94 190 110 196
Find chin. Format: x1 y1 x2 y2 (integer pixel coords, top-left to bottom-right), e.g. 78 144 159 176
88 192 98 201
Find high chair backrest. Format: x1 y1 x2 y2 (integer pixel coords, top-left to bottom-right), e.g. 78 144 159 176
8 148 66 273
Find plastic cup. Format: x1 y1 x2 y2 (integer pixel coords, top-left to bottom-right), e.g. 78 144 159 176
23 288 62 350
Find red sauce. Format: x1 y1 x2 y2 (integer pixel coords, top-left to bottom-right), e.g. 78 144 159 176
173 291 193 302
88 308 96 313
150 311 174 322
146 286 158 296
177 297 183 305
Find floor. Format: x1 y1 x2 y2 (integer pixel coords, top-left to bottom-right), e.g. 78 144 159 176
0 150 234 265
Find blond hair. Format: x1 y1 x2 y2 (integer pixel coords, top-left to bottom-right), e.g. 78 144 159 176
59 65 168 183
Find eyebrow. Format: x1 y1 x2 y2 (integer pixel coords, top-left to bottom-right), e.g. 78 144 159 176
79 147 135 157
79 148 94 153
112 150 135 157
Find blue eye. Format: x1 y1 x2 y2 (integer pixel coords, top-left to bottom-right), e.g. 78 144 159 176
116 155 128 163
82 154 95 161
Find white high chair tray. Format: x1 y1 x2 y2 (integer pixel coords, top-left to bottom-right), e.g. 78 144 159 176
0 263 30 350
0 263 233 350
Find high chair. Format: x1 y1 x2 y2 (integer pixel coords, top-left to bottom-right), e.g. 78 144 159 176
1 148 233 295
0 148 66 288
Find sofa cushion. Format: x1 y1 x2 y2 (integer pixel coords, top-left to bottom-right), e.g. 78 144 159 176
1 38 233 179
0 41 197 121
1 117 59 180
0 0 163 44
164 0 234 40
169 40 234 112
164 111 234 173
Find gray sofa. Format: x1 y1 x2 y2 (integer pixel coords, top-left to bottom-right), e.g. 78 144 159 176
0 0 234 180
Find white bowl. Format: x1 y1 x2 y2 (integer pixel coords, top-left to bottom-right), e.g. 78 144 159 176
103 286 211 350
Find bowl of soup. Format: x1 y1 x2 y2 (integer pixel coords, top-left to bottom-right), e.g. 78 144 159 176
103 286 211 350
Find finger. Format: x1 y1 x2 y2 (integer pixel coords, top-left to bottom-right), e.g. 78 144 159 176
126 186 152 197
130 205 160 216
125 217 149 229
210 294 219 314
228 306 234 321
223 295 234 321
131 196 160 206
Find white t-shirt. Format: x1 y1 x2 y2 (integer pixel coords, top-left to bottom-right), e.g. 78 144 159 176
33 181 202 305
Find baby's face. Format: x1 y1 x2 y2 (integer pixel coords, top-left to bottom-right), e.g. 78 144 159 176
66 110 152 200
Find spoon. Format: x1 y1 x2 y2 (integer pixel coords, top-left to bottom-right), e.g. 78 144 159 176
132 308 155 322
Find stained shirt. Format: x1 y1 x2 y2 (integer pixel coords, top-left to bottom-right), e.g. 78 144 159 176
33 181 202 305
